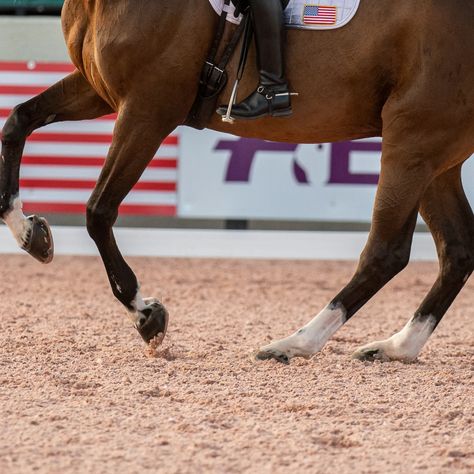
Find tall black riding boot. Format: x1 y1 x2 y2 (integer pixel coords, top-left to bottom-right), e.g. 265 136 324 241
217 0 292 120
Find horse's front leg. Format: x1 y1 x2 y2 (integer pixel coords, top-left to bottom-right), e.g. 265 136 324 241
257 141 433 364
86 105 178 344
0 71 112 262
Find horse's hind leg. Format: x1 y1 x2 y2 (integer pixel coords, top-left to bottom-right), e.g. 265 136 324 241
353 163 474 362
0 71 112 262
85 104 179 344
257 135 434 364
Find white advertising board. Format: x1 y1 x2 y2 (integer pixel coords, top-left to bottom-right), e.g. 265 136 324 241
179 128 474 222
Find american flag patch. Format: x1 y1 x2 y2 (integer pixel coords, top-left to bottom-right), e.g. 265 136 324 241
303 5 337 25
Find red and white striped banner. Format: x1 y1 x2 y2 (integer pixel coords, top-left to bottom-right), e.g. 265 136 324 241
0 61 178 216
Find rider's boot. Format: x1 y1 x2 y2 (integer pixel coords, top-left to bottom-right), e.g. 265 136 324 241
217 0 292 120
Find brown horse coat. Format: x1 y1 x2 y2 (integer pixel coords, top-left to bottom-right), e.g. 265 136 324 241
1 0 473 362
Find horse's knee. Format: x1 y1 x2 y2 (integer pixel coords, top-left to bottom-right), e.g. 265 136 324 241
86 202 117 241
1 104 33 144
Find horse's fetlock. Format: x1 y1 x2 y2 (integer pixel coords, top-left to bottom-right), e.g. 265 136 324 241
112 285 135 308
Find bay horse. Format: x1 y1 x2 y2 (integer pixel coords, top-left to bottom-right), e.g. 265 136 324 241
1 0 473 363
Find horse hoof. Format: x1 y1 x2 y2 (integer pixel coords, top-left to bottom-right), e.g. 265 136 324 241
22 215 54 264
352 348 383 362
135 298 169 344
255 349 290 365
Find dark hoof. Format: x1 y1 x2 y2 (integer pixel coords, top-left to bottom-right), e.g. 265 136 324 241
255 350 290 365
352 348 382 362
135 298 169 344
22 215 54 264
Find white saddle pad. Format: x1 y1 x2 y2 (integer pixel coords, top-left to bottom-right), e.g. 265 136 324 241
209 0 360 30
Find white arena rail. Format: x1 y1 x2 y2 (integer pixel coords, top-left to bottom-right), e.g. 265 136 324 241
0 226 437 261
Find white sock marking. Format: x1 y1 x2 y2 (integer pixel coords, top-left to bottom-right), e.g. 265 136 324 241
128 289 147 324
385 315 436 361
356 315 437 362
3 196 32 247
133 290 147 311
296 304 347 353
260 304 347 359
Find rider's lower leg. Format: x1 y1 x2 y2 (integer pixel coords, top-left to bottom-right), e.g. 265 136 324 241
218 0 293 120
